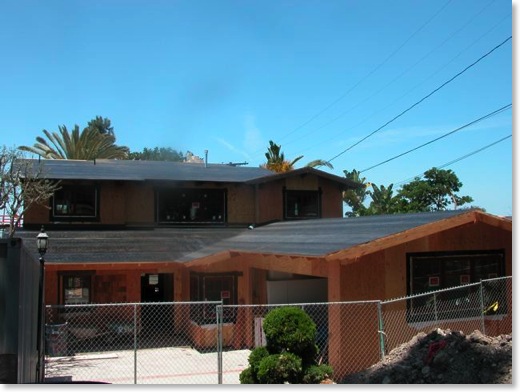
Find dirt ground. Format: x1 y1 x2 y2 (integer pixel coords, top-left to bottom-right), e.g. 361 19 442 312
340 328 512 384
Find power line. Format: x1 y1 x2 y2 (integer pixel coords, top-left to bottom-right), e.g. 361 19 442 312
255 0 454 151
326 35 512 164
284 0 505 151
359 103 512 173
394 134 512 186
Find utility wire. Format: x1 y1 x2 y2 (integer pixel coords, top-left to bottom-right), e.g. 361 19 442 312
286 0 504 150
254 0 454 153
394 134 512 186
359 103 512 173
326 35 512 164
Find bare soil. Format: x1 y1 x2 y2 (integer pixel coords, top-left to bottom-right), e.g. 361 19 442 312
340 328 512 384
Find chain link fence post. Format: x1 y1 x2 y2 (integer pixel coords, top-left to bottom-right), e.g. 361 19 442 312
377 301 385 361
479 280 486 335
216 302 223 384
133 303 137 384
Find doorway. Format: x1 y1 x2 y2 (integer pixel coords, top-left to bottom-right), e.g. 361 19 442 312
140 273 174 339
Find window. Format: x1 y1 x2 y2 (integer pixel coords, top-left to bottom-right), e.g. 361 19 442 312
190 273 237 324
156 188 226 224
284 190 321 219
406 250 506 322
62 274 92 305
53 184 98 220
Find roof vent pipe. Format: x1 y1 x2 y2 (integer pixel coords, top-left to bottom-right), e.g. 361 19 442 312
204 150 208 168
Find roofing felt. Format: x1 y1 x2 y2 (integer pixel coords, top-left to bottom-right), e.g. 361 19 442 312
13 210 477 264
17 159 360 188
19 158 274 183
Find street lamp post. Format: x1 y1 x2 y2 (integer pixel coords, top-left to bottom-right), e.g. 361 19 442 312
36 226 48 383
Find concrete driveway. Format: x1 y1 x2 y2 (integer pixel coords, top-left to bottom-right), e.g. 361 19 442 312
44 347 251 384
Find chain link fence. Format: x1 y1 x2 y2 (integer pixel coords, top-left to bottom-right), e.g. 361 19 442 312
43 301 233 384
380 276 512 357
43 277 511 384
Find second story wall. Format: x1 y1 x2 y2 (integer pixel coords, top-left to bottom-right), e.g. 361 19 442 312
227 184 256 224
23 172 349 228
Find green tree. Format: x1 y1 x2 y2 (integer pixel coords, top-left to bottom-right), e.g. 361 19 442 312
395 168 473 212
367 183 398 215
128 147 185 162
18 118 129 160
86 115 114 136
342 169 371 217
262 140 333 173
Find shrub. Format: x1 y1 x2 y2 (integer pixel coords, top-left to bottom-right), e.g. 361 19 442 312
238 367 254 384
263 306 317 362
239 306 334 384
302 364 334 384
246 346 269 382
256 353 302 384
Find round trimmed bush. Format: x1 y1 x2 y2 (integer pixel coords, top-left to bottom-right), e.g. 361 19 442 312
256 353 302 384
263 306 317 361
302 364 334 384
242 346 269 382
239 367 255 384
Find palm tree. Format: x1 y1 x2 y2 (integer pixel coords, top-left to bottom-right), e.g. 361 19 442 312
368 183 397 214
19 122 129 160
86 115 114 136
343 169 371 217
262 140 333 173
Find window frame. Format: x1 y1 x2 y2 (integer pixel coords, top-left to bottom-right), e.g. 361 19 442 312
155 187 227 224
59 271 94 306
406 249 506 322
189 272 239 324
283 188 322 220
51 183 100 222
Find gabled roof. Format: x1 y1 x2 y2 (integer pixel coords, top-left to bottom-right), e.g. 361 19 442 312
245 166 362 189
19 158 273 183
18 159 361 189
180 209 504 261
14 209 508 264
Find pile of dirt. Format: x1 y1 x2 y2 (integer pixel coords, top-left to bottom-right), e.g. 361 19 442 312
340 328 512 384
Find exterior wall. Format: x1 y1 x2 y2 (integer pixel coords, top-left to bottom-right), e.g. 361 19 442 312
284 174 319 190
227 184 256 224
23 203 50 226
319 179 344 218
124 183 155 225
44 263 186 306
23 172 348 228
256 181 284 224
333 220 513 378
99 181 126 225
340 221 512 301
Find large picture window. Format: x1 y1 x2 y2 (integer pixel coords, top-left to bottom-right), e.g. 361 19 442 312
190 273 237 324
156 188 226 224
284 190 321 219
406 250 506 322
53 184 98 220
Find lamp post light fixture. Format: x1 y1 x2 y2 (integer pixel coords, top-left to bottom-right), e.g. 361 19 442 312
36 226 48 383
36 226 49 259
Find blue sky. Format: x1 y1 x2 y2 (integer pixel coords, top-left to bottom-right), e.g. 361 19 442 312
0 0 513 216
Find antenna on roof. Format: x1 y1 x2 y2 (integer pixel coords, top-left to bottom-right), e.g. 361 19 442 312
204 150 208 168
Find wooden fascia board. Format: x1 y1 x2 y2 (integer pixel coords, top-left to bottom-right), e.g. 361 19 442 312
184 250 234 268
331 210 495 265
44 261 185 271
233 251 329 277
474 211 512 231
